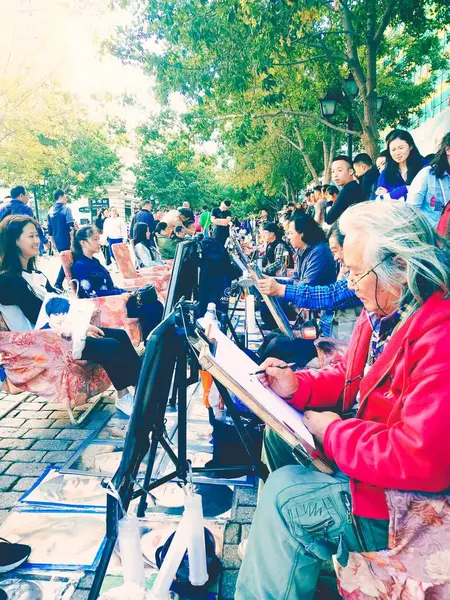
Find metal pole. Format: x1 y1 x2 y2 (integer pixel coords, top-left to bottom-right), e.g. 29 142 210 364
33 186 40 222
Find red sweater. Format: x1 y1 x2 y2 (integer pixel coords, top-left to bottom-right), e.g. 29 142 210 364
288 292 450 519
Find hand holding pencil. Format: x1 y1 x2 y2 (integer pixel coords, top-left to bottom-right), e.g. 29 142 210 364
256 358 299 399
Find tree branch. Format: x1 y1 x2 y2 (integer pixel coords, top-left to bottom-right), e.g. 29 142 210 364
199 110 362 136
272 55 327 67
336 1 366 90
279 128 320 183
366 0 377 95
374 0 398 47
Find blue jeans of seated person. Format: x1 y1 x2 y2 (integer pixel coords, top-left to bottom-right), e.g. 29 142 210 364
235 429 389 600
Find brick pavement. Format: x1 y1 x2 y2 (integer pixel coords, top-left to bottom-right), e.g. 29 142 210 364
0 388 257 598
0 390 117 527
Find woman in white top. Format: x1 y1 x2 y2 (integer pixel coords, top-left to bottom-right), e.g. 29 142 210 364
407 132 450 229
103 207 128 262
132 223 164 269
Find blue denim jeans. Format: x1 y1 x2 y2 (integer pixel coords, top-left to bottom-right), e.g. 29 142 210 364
235 430 389 600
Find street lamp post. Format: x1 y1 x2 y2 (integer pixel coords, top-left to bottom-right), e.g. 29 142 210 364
319 74 384 158
32 186 40 223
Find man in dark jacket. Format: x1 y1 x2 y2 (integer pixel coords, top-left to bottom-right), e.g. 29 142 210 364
325 155 365 224
130 201 156 241
0 186 33 221
0 186 48 249
47 189 74 290
353 152 379 200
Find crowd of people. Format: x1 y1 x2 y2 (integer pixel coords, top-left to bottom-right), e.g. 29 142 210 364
0 126 449 594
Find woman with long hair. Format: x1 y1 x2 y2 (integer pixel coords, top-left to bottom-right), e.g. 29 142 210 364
71 225 163 341
0 216 142 416
375 129 424 201
133 223 164 268
407 132 450 228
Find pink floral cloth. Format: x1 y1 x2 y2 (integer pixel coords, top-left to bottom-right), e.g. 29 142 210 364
88 296 142 347
0 321 110 408
111 243 171 300
335 489 450 599
60 251 142 346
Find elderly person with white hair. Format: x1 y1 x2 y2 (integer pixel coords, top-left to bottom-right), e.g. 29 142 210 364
235 201 450 600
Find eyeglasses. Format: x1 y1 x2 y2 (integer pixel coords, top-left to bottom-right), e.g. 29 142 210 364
346 255 393 287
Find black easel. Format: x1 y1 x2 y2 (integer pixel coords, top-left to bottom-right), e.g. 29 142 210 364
88 302 268 600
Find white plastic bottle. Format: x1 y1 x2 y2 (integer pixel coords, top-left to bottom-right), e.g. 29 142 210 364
118 515 145 589
185 490 208 586
204 302 218 324
147 516 191 600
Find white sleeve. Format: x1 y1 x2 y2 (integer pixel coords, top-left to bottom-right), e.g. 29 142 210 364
103 218 111 238
407 167 429 209
135 244 152 267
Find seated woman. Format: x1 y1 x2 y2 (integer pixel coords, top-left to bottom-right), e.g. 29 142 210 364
375 129 424 201
260 223 362 343
259 213 337 366
70 226 163 341
261 222 291 277
133 222 164 269
236 201 450 599
0 216 141 417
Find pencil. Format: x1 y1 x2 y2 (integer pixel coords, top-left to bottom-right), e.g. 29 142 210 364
250 362 296 376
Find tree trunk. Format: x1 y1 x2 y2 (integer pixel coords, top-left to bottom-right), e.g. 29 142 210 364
323 135 335 184
293 127 320 184
361 92 379 158
284 179 290 203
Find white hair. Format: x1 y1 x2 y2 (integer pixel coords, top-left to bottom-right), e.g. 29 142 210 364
339 201 450 306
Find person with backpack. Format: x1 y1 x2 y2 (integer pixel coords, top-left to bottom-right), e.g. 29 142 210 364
407 132 450 231
261 222 292 277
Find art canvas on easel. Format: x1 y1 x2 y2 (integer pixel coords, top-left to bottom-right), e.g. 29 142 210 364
198 323 332 474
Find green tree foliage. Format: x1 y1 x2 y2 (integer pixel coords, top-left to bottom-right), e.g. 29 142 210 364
0 78 123 209
110 0 449 167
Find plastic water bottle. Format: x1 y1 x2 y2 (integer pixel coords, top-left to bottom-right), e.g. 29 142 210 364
118 515 145 589
185 490 208 586
204 302 218 324
147 516 191 600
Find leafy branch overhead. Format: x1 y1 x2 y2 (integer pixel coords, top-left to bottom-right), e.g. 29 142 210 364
109 0 449 205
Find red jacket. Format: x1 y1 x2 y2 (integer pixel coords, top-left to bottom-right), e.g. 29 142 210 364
289 292 450 519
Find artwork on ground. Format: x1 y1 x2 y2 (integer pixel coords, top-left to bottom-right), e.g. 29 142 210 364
0 510 106 570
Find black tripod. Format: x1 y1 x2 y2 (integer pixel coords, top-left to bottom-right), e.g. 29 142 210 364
88 302 268 599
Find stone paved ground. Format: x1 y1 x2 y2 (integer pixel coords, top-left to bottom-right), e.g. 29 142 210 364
0 390 118 527
0 388 256 599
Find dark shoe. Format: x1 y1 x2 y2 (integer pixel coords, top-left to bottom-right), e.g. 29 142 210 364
0 537 31 573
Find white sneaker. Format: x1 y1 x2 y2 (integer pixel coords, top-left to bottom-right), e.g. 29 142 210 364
115 392 134 417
